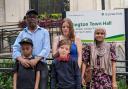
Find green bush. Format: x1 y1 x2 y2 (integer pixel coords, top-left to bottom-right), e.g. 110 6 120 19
38 13 62 20
0 72 13 89
117 79 128 89
0 59 13 89
1 59 128 89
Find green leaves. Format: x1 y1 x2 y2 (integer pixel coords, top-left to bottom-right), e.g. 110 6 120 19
0 59 13 89
117 79 128 89
0 72 13 89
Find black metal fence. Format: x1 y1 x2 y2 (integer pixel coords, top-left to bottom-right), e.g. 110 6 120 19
0 57 128 89
0 24 20 53
0 19 62 54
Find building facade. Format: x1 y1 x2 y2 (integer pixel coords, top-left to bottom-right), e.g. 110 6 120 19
0 0 29 25
70 0 128 11
1 0 128 24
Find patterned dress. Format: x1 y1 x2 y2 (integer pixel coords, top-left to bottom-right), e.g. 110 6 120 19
82 42 116 89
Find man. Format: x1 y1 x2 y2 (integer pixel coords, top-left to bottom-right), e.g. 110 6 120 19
13 37 40 89
12 9 50 89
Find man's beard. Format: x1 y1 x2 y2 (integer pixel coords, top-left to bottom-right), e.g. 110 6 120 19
29 22 37 29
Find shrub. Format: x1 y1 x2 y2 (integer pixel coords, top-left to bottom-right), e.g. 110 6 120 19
117 79 128 89
0 59 13 89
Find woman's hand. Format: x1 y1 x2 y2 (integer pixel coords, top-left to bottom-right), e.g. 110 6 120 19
112 82 118 89
82 78 86 86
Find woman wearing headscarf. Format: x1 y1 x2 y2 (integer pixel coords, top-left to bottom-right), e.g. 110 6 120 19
82 28 117 89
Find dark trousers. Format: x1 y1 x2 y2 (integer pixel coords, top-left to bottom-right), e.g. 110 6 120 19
57 86 76 89
57 87 75 89
39 63 48 89
86 82 90 89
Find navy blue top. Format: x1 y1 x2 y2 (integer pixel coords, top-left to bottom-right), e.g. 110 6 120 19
50 56 81 89
13 57 43 89
70 42 78 59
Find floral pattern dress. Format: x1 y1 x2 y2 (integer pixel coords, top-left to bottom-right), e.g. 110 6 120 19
82 43 116 89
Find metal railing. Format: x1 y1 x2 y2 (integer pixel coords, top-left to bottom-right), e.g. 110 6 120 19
0 20 62 55
0 24 20 53
0 57 127 76
116 60 128 75
0 57 127 87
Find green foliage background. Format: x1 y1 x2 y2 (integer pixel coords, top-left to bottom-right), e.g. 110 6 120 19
0 59 128 89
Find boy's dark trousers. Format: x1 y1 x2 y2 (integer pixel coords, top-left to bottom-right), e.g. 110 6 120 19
39 62 48 89
57 87 75 89
57 86 80 89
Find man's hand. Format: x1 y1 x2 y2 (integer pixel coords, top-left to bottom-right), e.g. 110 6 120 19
29 58 40 67
17 56 30 68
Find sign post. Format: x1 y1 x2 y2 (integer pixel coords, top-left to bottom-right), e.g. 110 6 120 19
125 8 128 84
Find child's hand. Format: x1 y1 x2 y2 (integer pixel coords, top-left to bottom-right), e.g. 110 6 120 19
112 82 117 89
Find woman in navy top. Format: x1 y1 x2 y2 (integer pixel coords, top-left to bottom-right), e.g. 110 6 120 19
52 18 82 68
